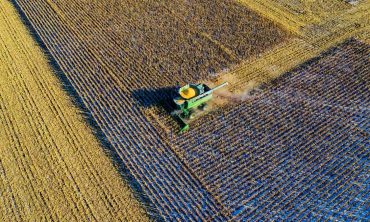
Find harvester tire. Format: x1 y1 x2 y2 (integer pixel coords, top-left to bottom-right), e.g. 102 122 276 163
199 104 208 111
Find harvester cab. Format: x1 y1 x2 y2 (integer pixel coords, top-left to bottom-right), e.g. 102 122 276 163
171 82 228 132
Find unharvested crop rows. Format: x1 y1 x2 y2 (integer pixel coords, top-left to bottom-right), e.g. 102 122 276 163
13 0 292 220
172 39 370 220
45 0 288 88
0 1 148 221
160 0 288 60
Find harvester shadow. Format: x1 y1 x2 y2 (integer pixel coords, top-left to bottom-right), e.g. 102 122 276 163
9 0 164 221
132 86 179 114
132 86 176 108
132 87 186 132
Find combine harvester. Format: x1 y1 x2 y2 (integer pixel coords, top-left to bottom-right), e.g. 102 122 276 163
171 82 228 132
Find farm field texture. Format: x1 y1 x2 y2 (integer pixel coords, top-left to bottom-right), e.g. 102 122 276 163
0 0 148 221
12 0 292 220
171 38 370 220
222 0 369 91
3 0 370 221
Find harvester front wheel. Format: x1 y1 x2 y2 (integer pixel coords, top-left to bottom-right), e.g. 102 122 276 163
199 103 208 111
189 113 195 119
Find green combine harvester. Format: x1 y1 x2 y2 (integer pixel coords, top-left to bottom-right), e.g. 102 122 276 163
171 82 228 132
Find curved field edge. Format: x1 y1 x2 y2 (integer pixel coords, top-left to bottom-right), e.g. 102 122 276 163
0 1 149 221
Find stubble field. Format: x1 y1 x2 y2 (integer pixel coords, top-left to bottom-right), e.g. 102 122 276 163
2 0 369 221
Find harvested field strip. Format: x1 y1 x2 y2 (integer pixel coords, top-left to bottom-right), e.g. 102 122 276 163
223 26 368 91
0 1 148 221
236 0 308 34
237 0 352 35
222 38 316 91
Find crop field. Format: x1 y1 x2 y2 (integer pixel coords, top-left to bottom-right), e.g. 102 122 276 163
3 0 370 221
171 39 370 220
237 0 366 36
11 0 292 220
0 0 148 221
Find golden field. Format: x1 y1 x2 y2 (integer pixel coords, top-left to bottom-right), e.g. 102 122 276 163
0 0 148 221
0 0 368 220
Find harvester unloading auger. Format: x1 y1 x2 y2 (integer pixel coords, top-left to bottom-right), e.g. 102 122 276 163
171 82 228 132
